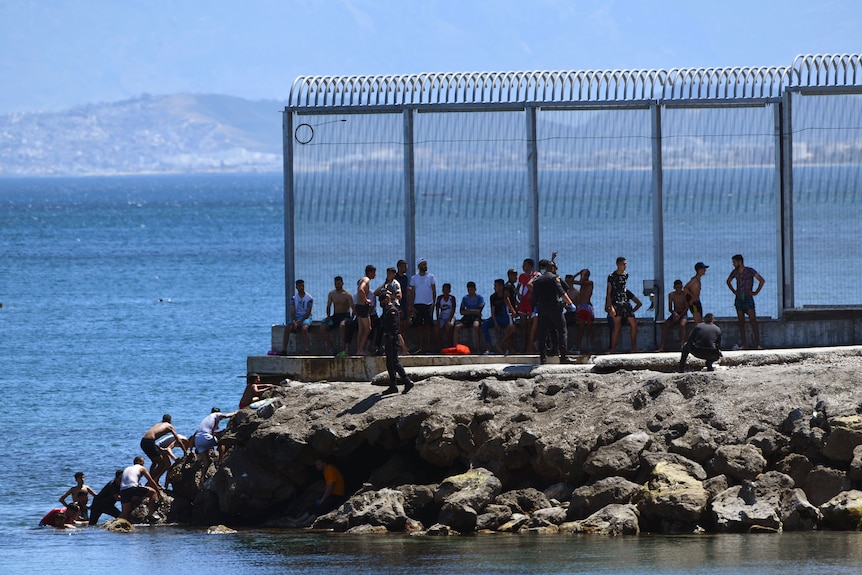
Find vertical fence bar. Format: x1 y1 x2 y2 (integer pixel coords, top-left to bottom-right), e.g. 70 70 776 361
282 109 295 324
778 96 793 314
651 102 665 319
526 106 540 262
403 108 417 269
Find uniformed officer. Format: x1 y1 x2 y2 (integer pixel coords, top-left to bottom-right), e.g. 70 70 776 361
379 291 414 395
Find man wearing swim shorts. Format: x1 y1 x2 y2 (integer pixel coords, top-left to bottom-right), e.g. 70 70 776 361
322 276 354 356
193 407 237 488
685 262 709 324
605 257 642 353
572 269 595 353
726 254 765 349
141 414 186 487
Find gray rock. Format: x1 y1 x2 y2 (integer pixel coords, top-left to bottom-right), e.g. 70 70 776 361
584 432 651 479
320 487 409 532
819 489 862 530
711 471 816 532
803 465 851 507
711 444 766 482
567 476 641 520
497 512 530 533
476 504 512 530
435 467 502 510
775 453 813 488
669 426 717 462
397 484 437 520
747 429 789 460
849 445 862 481
435 468 502 531
438 501 477 533
822 415 862 462
703 475 729 500
543 482 575 503
570 504 640 536
532 506 568 525
494 488 552 514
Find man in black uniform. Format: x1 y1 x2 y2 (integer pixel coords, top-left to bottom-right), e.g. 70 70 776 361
529 259 577 365
679 313 722 372
379 291 414 395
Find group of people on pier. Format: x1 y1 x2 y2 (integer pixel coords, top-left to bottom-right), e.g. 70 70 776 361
275 253 765 360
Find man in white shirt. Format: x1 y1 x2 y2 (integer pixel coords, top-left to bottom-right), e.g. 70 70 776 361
281 279 313 354
408 258 437 353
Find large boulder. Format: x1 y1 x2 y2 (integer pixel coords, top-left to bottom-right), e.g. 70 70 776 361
669 426 717 462
711 445 766 482
711 471 816 532
583 432 651 479
822 416 862 462
476 504 512 531
803 465 851 507
314 488 409 532
634 462 709 530
434 467 502 531
493 488 552 514
819 489 862 530
567 477 641 520
568 504 640 536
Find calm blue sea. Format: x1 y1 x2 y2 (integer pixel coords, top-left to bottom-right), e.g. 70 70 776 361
1 172 861 575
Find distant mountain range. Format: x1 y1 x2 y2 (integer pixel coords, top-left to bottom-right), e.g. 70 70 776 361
0 94 287 176
1 93 858 177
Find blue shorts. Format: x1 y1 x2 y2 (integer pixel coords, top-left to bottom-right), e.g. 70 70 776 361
195 432 217 452
735 295 755 312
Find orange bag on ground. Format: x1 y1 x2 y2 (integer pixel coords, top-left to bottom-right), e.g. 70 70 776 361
441 344 471 355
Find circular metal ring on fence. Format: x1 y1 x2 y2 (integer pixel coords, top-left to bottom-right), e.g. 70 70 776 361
294 123 314 144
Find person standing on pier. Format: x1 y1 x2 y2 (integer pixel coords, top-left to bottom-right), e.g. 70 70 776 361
726 254 765 349
379 291 413 395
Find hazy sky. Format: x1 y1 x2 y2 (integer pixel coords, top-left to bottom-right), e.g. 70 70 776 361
2 0 859 114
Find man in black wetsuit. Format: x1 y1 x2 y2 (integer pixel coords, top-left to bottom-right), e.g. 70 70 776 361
379 291 414 395
529 259 577 365
679 313 722 372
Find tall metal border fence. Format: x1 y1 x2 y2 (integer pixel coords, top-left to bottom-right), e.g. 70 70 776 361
282 54 862 323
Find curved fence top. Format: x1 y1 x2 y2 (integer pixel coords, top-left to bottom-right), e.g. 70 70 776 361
289 54 862 109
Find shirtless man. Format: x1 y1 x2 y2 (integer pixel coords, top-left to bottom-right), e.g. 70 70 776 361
239 373 276 409
141 414 187 487
322 276 354 355
684 262 708 324
354 265 376 356
657 279 690 352
59 472 97 521
572 269 595 354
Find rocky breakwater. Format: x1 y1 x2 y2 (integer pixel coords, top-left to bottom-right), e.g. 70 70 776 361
199 349 862 535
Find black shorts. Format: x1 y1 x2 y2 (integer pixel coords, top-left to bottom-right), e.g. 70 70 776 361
458 314 481 327
612 302 634 320
120 486 152 504
355 304 370 318
411 303 433 327
140 437 160 460
325 313 351 329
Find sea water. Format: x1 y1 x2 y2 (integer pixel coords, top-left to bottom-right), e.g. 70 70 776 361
1 173 862 575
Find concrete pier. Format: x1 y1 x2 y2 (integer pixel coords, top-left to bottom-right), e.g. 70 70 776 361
248 308 862 382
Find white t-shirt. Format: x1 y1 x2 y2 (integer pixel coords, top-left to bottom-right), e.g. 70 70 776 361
291 293 313 320
410 273 437 305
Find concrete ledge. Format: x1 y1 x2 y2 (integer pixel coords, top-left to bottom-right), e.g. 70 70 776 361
248 345 862 383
